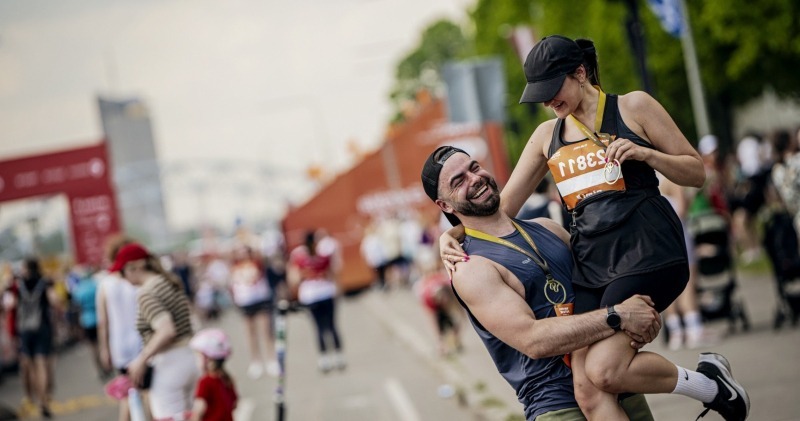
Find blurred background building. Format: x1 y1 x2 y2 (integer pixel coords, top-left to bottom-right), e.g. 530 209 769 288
98 96 170 250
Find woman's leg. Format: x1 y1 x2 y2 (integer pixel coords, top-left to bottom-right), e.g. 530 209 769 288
243 313 261 363
323 298 342 351
572 347 629 420
571 286 629 420
583 265 722 402
307 301 327 353
254 308 278 376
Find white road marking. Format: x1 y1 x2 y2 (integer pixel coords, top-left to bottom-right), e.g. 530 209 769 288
384 377 421 421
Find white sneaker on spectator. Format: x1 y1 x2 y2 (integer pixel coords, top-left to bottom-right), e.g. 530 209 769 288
318 355 332 373
265 360 280 377
247 362 264 379
333 352 347 371
686 328 721 349
668 330 684 351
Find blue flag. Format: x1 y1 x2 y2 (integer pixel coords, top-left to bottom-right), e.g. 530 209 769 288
647 0 683 37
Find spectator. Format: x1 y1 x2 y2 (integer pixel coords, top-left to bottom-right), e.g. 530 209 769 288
288 230 345 373
414 248 463 356
97 235 145 421
112 243 199 420
189 328 237 421
13 258 60 418
71 266 110 379
229 245 277 379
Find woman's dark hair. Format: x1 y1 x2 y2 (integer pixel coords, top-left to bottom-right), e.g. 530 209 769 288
209 358 234 388
575 38 601 87
304 230 317 256
772 129 792 163
24 258 42 281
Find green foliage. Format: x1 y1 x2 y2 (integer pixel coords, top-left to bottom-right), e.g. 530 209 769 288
389 0 800 160
693 0 800 103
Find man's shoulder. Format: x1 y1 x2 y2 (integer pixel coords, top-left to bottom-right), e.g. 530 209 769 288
451 256 504 293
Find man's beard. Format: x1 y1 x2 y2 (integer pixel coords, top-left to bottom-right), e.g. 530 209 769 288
451 178 500 217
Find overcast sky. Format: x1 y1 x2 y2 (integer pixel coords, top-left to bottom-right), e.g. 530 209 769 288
0 0 473 233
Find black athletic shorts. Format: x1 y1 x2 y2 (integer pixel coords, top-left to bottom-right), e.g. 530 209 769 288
574 263 689 314
238 299 273 317
83 326 99 343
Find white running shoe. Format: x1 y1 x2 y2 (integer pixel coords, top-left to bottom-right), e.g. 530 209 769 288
247 362 264 379
333 352 347 371
668 330 684 351
685 328 721 350
265 360 281 377
318 355 332 373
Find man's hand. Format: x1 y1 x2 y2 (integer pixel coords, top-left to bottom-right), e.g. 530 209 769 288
615 294 660 345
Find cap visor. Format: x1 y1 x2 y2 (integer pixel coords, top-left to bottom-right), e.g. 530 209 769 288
519 73 566 103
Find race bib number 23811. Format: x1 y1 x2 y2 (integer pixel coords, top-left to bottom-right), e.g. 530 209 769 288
547 137 625 210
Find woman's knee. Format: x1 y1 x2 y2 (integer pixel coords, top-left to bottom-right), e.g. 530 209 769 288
584 355 627 393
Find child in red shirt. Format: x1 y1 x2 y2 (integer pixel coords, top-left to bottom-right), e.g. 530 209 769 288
189 329 238 421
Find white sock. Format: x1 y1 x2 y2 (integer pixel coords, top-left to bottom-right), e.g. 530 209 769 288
665 314 683 332
672 366 719 403
683 311 703 331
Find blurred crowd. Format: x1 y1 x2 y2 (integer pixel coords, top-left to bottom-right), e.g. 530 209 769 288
0 125 797 419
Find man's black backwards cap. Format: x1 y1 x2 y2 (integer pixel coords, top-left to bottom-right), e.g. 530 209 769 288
421 146 468 227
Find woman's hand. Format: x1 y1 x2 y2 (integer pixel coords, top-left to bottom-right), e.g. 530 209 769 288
439 226 468 277
604 137 651 165
127 354 148 387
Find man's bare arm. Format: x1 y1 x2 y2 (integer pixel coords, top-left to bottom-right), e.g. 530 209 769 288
453 257 659 359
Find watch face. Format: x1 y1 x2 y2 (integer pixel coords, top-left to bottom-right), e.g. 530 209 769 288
607 310 621 329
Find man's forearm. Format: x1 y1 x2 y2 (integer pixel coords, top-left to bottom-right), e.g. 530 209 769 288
525 309 613 359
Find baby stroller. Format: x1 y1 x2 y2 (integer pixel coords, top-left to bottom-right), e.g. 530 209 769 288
687 210 750 333
763 210 800 329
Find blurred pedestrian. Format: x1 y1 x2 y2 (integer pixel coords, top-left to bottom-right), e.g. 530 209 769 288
659 174 719 350
189 328 237 421
731 132 769 263
229 245 277 379
360 221 387 290
71 265 111 379
413 249 462 356
172 251 195 300
288 230 345 373
112 243 199 420
97 235 146 421
13 258 60 418
770 128 800 224
516 177 566 228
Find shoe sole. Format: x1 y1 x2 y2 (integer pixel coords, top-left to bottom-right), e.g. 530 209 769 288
699 352 751 419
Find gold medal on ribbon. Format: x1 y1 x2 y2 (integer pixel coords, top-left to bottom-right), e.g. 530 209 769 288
604 159 622 184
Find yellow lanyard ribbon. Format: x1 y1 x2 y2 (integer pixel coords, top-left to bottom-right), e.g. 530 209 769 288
567 87 607 150
465 221 567 305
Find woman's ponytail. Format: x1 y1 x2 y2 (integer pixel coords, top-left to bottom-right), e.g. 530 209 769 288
575 38 601 87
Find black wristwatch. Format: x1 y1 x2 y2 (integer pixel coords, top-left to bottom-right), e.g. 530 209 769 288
606 306 622 331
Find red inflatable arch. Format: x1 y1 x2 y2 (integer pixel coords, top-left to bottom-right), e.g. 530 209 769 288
0 141 121 265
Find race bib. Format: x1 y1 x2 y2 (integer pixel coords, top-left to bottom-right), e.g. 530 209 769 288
547 135 625 210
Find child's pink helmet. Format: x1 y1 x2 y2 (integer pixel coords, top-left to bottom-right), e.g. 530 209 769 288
190 328 232 359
